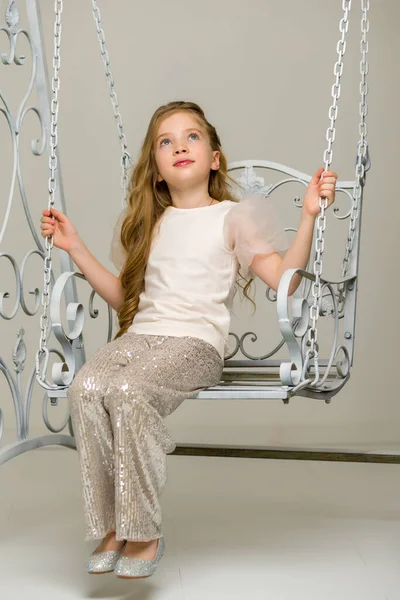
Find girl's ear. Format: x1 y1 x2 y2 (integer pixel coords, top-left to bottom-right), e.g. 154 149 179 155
157 173 164 182
211 151 220 171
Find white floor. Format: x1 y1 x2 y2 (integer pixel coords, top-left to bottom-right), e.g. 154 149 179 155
0 442 399 600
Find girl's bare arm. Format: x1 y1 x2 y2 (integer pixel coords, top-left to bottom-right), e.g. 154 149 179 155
40 207 125 312
69 240 125 312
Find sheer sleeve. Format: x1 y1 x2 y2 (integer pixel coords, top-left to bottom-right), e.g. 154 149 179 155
109 207 129 271
223 194 290 278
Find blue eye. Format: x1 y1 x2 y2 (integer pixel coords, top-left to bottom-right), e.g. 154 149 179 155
159 132 199 147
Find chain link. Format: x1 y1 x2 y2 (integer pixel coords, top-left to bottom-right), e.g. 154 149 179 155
305 0 352 386
91 0 132 207
337 0 370 313
35 0 63 387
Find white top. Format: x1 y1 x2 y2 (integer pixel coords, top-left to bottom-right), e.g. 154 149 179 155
110 195 289 360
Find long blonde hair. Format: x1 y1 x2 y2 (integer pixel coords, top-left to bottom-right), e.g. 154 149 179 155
115 100 254 339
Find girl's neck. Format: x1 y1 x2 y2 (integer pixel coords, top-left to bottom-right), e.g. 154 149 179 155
169 188 215 210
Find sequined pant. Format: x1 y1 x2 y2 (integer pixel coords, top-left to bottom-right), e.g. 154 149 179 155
67 331 223 543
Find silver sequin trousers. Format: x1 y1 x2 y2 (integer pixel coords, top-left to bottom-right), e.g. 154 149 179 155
67 331 223 543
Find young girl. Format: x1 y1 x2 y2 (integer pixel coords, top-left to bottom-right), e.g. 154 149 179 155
40 100 338 579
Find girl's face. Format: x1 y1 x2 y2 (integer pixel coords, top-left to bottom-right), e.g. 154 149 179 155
154 112 220 190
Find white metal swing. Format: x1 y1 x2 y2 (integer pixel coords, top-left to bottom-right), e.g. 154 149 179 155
35 0 370 413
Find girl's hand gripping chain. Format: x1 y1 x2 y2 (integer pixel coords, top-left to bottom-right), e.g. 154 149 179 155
40 207 82 253
302 167 338 218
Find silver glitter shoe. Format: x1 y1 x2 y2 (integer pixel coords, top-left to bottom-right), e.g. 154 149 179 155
114 536 165 579
86 541 127 574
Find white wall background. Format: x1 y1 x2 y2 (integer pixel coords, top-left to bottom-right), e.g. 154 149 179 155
0 0 399 451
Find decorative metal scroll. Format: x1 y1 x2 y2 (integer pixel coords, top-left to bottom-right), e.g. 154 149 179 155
0 1 112 466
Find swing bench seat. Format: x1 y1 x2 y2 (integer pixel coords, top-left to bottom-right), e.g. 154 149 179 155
45 260 355 407
46 359 344 405
195 358 340 402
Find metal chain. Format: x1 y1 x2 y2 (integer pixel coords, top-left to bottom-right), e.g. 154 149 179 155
337 0 370 312
305 0 352 386
91 0 132 207
35 1 130 387
35 0 63 388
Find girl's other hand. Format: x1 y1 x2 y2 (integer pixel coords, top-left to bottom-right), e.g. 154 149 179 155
302 167 338 218
40 207 81 253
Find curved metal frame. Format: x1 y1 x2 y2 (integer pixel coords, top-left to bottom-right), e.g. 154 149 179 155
0 1 376 468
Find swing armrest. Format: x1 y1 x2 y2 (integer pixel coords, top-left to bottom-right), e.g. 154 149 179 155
276 268 356 387
40 270 114 390
278 267 356 292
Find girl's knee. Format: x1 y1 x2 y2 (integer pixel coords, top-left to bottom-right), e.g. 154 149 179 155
67 364 101 408
68 366 88 395
103 383 156 423
104 385 142 412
